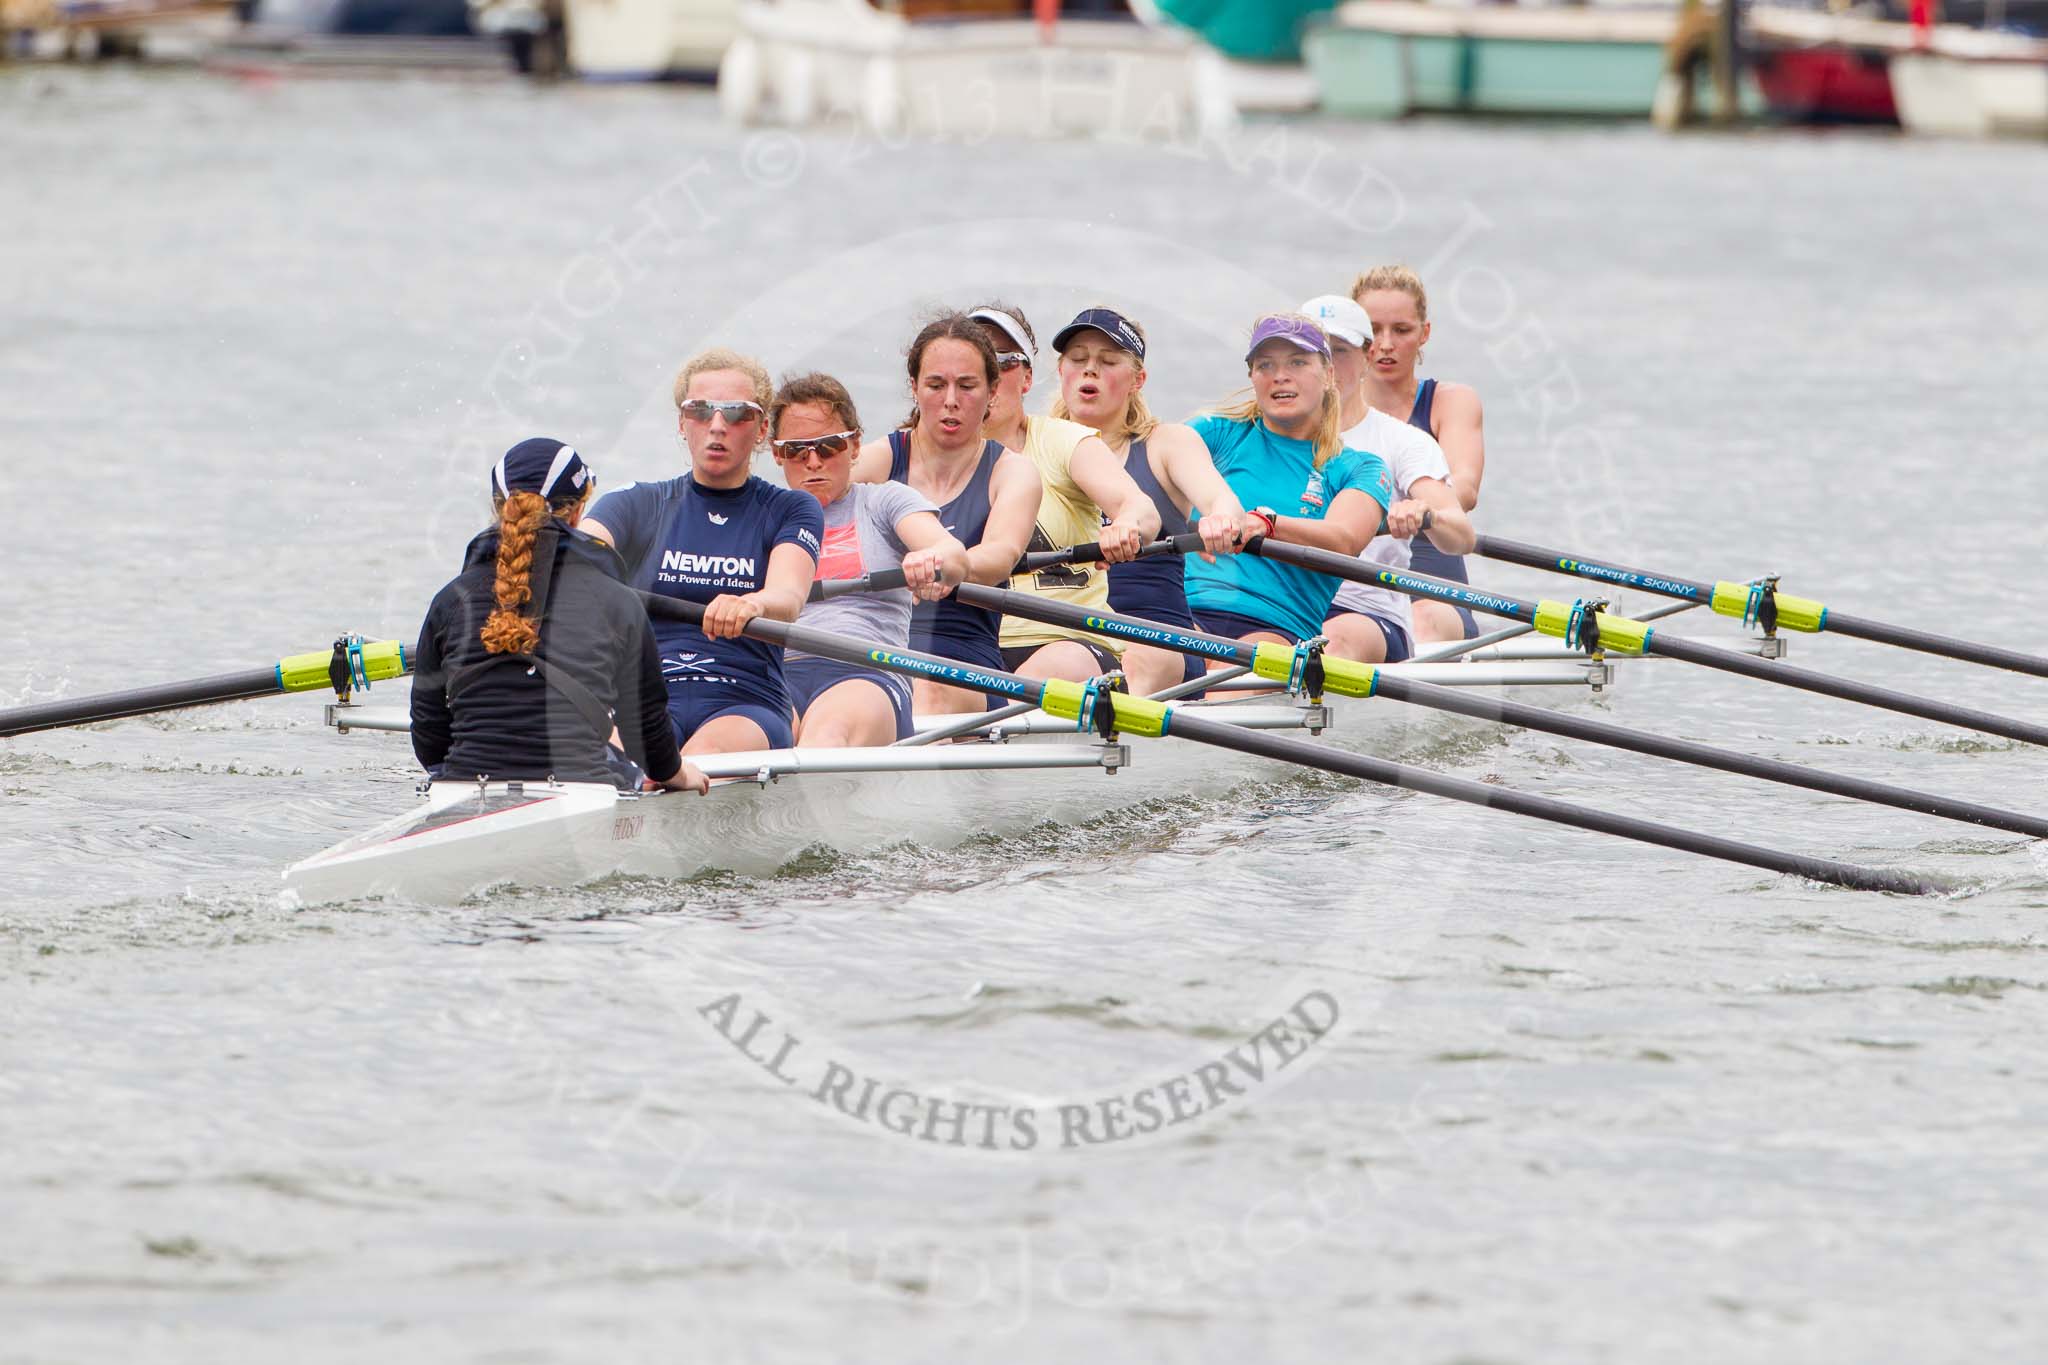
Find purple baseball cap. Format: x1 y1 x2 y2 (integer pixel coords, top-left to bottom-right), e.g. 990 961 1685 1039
1244 314 1331 362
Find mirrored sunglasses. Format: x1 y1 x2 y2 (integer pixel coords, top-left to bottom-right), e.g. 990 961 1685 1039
994 352 1032 373
679 399 765 424
771 431 858 461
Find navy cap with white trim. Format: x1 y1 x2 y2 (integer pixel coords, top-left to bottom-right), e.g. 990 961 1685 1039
1052 307 1147 363
492 438 591 502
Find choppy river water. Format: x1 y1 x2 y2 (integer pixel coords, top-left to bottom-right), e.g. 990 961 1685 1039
4 63 2047 1363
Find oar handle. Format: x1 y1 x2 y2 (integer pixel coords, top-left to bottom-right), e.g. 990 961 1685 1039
809 569 909 602
1011 533 1206 575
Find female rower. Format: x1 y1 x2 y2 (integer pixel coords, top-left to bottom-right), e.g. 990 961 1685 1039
1181 314 1394 650
411 437 707 794
967 302 1160 686
582 347 823 757
1301 294 1475 665
850 314 1041 715
770 372 968 745
1045 306 1257 694
1352 264 1488 644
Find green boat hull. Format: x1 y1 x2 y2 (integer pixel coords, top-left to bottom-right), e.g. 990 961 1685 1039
1305 25 1672 117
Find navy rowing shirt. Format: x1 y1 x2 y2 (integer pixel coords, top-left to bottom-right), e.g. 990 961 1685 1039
589 474 823 709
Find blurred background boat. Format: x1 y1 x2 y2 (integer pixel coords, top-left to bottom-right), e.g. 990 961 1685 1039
716 0 1238 139
1745 5 1913 122
468 0 734 78
202 0 501 74
1302 0 1700 118
1890 1 2048 135
1747 0 2043 124
3 0 238 60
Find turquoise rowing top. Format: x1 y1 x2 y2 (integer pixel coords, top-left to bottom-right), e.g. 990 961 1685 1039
1183 413 1391 642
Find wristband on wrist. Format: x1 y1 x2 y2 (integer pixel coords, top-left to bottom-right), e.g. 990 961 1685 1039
1250 506 1278 538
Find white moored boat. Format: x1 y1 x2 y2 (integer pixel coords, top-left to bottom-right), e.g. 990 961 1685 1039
281 647 1625 905
1892 25 2048 138
716 0 1237 140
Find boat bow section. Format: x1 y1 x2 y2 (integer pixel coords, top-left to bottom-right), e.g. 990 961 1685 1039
282 780 633 907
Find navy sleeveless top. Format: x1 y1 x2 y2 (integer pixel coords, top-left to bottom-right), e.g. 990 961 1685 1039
1403 378 1470 586
1406 377 1438 435
1106 438 1196 626
889 430 1006 649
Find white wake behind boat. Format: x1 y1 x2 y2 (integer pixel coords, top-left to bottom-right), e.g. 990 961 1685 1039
280 648 1625 906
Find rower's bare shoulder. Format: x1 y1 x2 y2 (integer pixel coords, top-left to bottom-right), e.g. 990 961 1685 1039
1434 381 1484 420
1147 421 1206 457
991 444 1039 490
852 438 893 483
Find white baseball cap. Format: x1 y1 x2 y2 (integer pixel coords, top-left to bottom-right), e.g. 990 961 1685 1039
1299 294 1372 348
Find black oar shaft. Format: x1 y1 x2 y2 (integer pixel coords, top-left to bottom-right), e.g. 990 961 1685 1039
0 668 283 738
1243 538 2048 749
1370 674 2048 840
1821 610 2048 680
1646 634 2048 748
635 592 1944 895
1477 532 2048 680
964 582 2048 841
1162 712 1939 896
1476 534 1714 600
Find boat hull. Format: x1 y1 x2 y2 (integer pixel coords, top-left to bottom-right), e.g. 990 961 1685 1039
1751 46 1899 123
564 0 736 79
1743 7 1917 125
283 739 1262 904
1893 41 2048 138
283 655 1621 905
1304 1 1679 118
717 2 1234 140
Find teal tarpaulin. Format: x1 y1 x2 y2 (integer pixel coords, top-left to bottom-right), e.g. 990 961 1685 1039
1150 0 1338 62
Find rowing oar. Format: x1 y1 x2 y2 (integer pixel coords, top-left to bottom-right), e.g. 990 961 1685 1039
805 536 1198 602
1237 539 2048 749
0 638 409 739
635 591 1943 895
948 584 2048 841
1474 533 2048 680
1012 533 1208 576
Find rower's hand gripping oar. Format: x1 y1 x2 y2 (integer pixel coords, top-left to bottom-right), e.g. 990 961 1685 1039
1012 533 1208 576
1473 532 2048 680
1238 537 2048 750
0 637 410 738
949 582 2048 843
811 531 1213 601
635 590 1945 895
1008 523 1426 578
